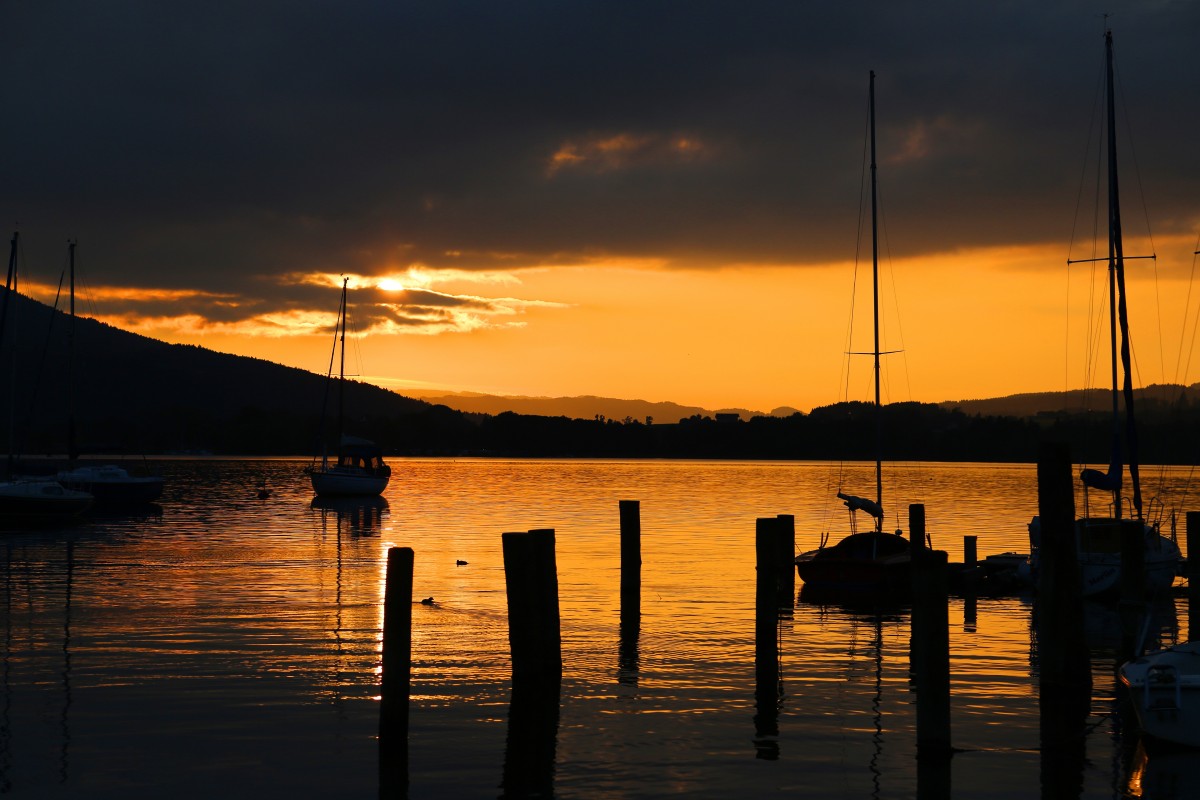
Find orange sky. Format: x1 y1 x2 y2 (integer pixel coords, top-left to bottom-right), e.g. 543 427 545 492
7 6 1200 414
29 232 1195 414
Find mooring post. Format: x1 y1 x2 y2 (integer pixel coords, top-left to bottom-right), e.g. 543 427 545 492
963 535 977 568
379 546 413 795
380 546 413 735
776 514 796 604
1119 517 1147 657
502 529 563 688
754 517 782 759
1035 441 1091 792
619 500 641 625
1188 511 1200 641
909 504 951 760
1036 442 1089 689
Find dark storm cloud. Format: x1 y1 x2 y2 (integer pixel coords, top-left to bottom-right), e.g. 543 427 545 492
4 0 1199 322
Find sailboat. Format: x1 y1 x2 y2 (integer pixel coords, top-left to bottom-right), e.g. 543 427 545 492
794 72 916 598
48 241 164 506
306 277 391 497
1026 29 1182 599
0 232 92 518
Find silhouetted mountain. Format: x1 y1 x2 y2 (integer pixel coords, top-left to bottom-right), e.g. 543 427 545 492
2 287 1197 463
407 391 770 423
0 289 433 456
939 384 1198 418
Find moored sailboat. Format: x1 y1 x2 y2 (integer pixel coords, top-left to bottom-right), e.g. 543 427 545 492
1120 641 1200 748
306 278 391 498
51 241 164 506
1026 29 1181 599
0 232 92 518
794 72 923 598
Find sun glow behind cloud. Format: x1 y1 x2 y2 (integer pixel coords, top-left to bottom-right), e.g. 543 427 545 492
36 233 1200 411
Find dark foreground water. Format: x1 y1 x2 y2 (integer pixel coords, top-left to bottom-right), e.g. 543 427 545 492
1 458 1198 798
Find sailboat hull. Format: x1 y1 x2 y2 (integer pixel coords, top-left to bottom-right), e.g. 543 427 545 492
1027 516 1182 598
0 481 93 518
1120 642 1200 748
795 531 913 596
56 466 164 506
309 467 390 498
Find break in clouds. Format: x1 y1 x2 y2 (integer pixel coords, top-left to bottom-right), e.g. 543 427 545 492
4 0 1199 336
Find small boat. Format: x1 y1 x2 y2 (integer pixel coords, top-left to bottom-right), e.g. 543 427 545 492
306 278 391 498
1119 641 1200 748
1025 29 1182 598
34 242 164 507
794 73 924 598
53 463 163 505
0 479 92 518
0 233 93 519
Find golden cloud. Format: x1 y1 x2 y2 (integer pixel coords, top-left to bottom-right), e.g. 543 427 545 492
546 132 712 176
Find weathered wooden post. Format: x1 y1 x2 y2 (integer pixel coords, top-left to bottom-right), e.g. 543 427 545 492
962 534 978 630
1120 517 1147 657
500 529 562 796
909 504 951 761
379 546 413 796
963 535 977 568
502 529 562 688
618 501 642 686
1036 442 1090 798
776 513 796 604
754 517 783 759
1035 442 1090 692
619 500 641 623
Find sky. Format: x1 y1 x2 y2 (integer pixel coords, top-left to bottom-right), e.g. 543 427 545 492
5 1 1200 413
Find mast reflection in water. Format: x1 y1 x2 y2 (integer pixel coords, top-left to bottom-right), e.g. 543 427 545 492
0 458 1193 797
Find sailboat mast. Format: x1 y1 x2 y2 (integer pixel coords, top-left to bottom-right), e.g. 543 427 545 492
68 240 78 462
1105 29 1141 519
2 232 16 477
869 70 883 526
337 277 348 451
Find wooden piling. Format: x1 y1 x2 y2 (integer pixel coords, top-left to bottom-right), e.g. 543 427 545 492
1120 519 1146 605
619 500 641 625
776 514 796 603
379 546 413 796
617 504 641 687
502 529 562 688
754 517 782 758
380 546 413 736
909 504 951 760
963 535 977 567
910 503 928 559
1034 442 1091 700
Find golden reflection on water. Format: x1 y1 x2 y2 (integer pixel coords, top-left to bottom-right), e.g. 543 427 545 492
0 457 1197 796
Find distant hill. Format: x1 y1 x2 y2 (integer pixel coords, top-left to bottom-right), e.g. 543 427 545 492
3 286 1196 461
0 290 433 456
939 384 1198 418
407 391 794 423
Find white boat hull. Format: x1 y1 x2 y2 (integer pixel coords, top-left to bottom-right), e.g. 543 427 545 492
1120 642 1200 748
310 468 389 498
1028 516 1182 598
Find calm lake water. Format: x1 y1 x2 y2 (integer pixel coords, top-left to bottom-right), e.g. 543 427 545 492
2 458 1199 798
